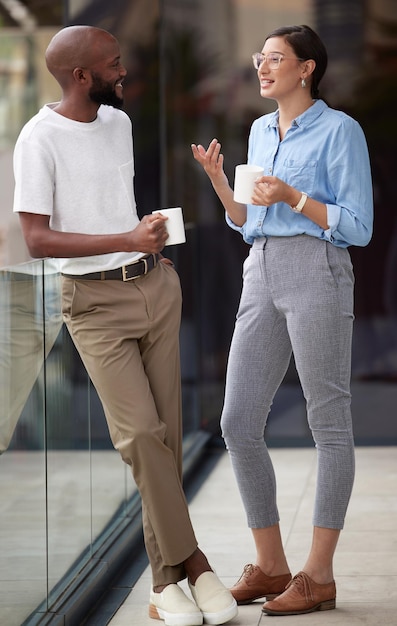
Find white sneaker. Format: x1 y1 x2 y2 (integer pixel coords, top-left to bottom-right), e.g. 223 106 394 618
149 584 203 626
189 572 238 625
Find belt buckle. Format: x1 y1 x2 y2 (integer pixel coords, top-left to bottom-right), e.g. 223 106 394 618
122 257 148 281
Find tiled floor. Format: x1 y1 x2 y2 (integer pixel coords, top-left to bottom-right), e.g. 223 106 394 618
106 446 397 626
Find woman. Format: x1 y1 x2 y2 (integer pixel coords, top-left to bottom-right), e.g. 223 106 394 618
191 24 373 617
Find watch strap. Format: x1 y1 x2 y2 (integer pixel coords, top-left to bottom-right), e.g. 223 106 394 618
291 192 308 213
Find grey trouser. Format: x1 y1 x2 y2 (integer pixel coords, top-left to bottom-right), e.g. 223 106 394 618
221 235 355 530
62 262 197 585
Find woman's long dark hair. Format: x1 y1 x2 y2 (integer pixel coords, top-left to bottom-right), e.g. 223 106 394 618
265 25 328 99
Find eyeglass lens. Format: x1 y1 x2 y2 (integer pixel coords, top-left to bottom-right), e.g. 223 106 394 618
252 53 282 69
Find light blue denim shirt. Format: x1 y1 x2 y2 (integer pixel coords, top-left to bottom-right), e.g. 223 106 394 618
226 99 373 248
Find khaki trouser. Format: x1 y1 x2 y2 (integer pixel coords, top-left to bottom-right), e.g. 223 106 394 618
61 261 197 585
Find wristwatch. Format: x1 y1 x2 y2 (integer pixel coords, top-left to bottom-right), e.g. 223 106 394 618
290 192 308 213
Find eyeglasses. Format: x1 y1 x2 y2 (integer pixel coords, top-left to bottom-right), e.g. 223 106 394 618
252 52 303 70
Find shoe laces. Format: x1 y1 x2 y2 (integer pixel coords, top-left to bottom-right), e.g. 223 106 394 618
287 572 313 602
241 564 257 580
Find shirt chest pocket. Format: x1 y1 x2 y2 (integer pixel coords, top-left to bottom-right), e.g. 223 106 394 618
283 159 317 196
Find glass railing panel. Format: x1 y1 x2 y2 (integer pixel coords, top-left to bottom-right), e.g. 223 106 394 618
0 439 47 625
0 259 62 453
0 259 58 623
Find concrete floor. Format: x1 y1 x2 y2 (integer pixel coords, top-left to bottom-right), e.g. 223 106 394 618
105 446 397 626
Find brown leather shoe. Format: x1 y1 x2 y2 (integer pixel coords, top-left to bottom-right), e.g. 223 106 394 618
262 571 336 615
230 564 292 605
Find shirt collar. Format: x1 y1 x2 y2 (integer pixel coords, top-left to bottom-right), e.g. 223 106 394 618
265 99 328 129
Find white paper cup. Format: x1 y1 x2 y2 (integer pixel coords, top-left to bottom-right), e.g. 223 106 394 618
233 164 264 204
152 207 186 246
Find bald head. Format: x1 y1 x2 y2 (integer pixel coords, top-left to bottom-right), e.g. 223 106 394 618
45 25 118 87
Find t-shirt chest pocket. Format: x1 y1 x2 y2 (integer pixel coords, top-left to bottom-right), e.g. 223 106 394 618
283 159 317 196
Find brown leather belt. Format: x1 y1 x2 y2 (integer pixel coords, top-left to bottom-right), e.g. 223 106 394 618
63 254 158 281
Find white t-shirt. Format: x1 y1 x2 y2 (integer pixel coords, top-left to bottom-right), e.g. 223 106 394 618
13 103 143 274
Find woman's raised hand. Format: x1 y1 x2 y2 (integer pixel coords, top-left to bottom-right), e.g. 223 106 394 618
191 138 227 185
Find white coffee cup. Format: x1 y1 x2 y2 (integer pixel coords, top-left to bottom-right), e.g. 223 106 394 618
152 207 186 246
233 164 264 204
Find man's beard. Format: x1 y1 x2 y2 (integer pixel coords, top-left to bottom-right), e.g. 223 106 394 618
89 72 123 109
